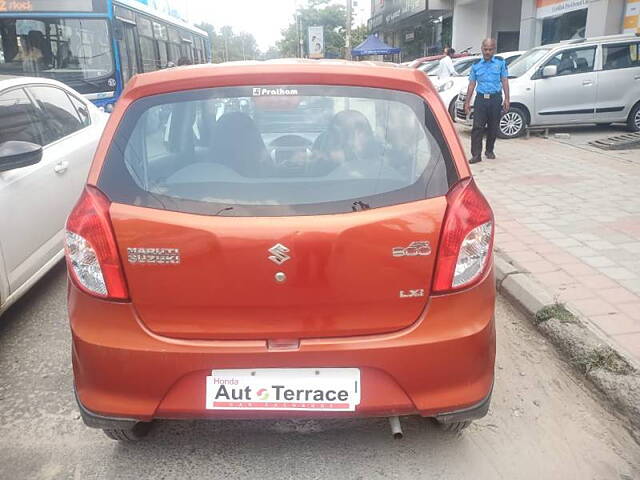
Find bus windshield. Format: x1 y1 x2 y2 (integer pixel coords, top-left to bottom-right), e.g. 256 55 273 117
0 18 114 90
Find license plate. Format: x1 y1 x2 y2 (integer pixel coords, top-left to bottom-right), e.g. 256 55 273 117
206 368 361 411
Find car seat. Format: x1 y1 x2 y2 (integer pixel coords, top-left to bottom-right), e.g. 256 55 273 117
575 57 589 73
210 112 268 178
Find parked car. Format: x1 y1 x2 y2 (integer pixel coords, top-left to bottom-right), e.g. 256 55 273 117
456 34 640 137
0 76 107 317
432 52 525 119
407 50 473 70
66 61 496 441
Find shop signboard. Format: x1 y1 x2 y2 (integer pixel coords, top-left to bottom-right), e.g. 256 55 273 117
383 0 426 26
308 26 324 59
536 0 598 19
623 0 640 34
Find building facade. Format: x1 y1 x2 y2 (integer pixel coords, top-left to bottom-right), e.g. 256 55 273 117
369 0 635 61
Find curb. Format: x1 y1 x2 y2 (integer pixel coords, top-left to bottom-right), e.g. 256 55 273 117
495 251 640 443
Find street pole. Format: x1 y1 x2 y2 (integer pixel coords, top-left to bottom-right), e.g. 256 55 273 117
223 32 228 62
299 15 304 58
345 0 352 60
294 0 303 58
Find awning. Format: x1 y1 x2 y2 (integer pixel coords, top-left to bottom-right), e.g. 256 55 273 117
351 35 401 56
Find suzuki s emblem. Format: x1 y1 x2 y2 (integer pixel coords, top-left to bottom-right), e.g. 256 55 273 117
268 243 291 265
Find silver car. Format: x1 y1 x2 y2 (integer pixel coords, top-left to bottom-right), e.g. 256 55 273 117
456 34 640 138
0 76 107 316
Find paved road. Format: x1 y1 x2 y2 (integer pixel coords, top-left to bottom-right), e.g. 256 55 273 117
1 263 639 480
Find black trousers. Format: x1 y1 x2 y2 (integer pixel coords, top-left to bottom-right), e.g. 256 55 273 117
471 94 502 158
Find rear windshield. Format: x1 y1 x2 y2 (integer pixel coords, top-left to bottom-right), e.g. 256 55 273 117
99 85 457 216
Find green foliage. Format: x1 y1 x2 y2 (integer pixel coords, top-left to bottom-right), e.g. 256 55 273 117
576 347 634 375
277 0 349 58
260 46 281 60
351 24 368 50
535 303 575 324
197 22 259 63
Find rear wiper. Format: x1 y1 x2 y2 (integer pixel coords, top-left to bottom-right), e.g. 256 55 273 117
352 201 370 212
214 206 235 216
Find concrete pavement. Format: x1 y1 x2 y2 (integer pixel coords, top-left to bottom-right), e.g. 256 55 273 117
461 124 640 365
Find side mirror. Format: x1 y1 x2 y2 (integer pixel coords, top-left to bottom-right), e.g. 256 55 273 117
0 141 43 173
541 65 558 78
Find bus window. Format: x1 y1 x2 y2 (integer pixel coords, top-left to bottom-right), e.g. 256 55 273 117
179 30 193 62
118 20 139 84
168 28 181 64
153 22 169 68
194 36 203 64
0 18 114 93
137 15 157 72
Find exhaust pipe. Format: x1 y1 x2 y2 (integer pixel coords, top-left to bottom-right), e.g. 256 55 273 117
389 416 403 439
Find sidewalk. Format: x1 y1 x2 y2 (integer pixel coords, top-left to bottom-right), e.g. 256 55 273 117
458 125 640 365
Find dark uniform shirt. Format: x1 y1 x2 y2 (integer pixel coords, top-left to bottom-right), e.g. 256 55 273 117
469 57 508 95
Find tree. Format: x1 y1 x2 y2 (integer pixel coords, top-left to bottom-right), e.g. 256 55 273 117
196 23 259 63
260 46 281 60
277 0 347 59
351 24 368 51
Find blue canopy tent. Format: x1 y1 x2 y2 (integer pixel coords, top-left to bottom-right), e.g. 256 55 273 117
351 35 401 57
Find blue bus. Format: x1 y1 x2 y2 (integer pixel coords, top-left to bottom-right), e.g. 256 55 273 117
0 0 211 111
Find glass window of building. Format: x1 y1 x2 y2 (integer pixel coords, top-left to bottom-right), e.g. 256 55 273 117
541 9 587 45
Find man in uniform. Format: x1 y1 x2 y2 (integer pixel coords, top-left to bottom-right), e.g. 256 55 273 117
463 38 510 164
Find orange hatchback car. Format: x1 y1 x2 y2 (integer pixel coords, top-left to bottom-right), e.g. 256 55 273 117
65 61 496 441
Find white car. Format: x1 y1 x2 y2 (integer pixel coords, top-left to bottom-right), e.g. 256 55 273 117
456 35 640 137
432 51 524 120
0 76 107 316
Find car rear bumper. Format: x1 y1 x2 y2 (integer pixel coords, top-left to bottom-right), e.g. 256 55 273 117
69 268 496 425
455 99 474 126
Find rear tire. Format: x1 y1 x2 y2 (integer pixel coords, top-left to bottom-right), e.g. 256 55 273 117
498 107 527 139
434 419 472 434
448 98 457 121
103 422 152 441
627 103 640 132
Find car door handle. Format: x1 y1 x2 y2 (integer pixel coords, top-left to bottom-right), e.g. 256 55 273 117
635 75 640 80
54 161 69 174
582 80 593 86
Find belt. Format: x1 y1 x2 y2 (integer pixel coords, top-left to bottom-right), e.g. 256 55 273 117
477 92 502 99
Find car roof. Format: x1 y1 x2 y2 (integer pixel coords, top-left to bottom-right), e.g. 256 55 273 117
454 56 480 63
0 75 72 91
120 60 436 102
542 34 638 50
498 50 525 57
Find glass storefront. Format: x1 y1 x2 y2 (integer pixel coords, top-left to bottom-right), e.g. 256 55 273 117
541 8 588 45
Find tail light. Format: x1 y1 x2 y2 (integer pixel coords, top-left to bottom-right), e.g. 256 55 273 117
433 178 494 293
64 186 128 300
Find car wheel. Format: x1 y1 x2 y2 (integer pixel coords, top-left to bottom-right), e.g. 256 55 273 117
498 107 527 139
433 419 472 434
103 422 152 441
627 103 640 132
448 98 457 121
